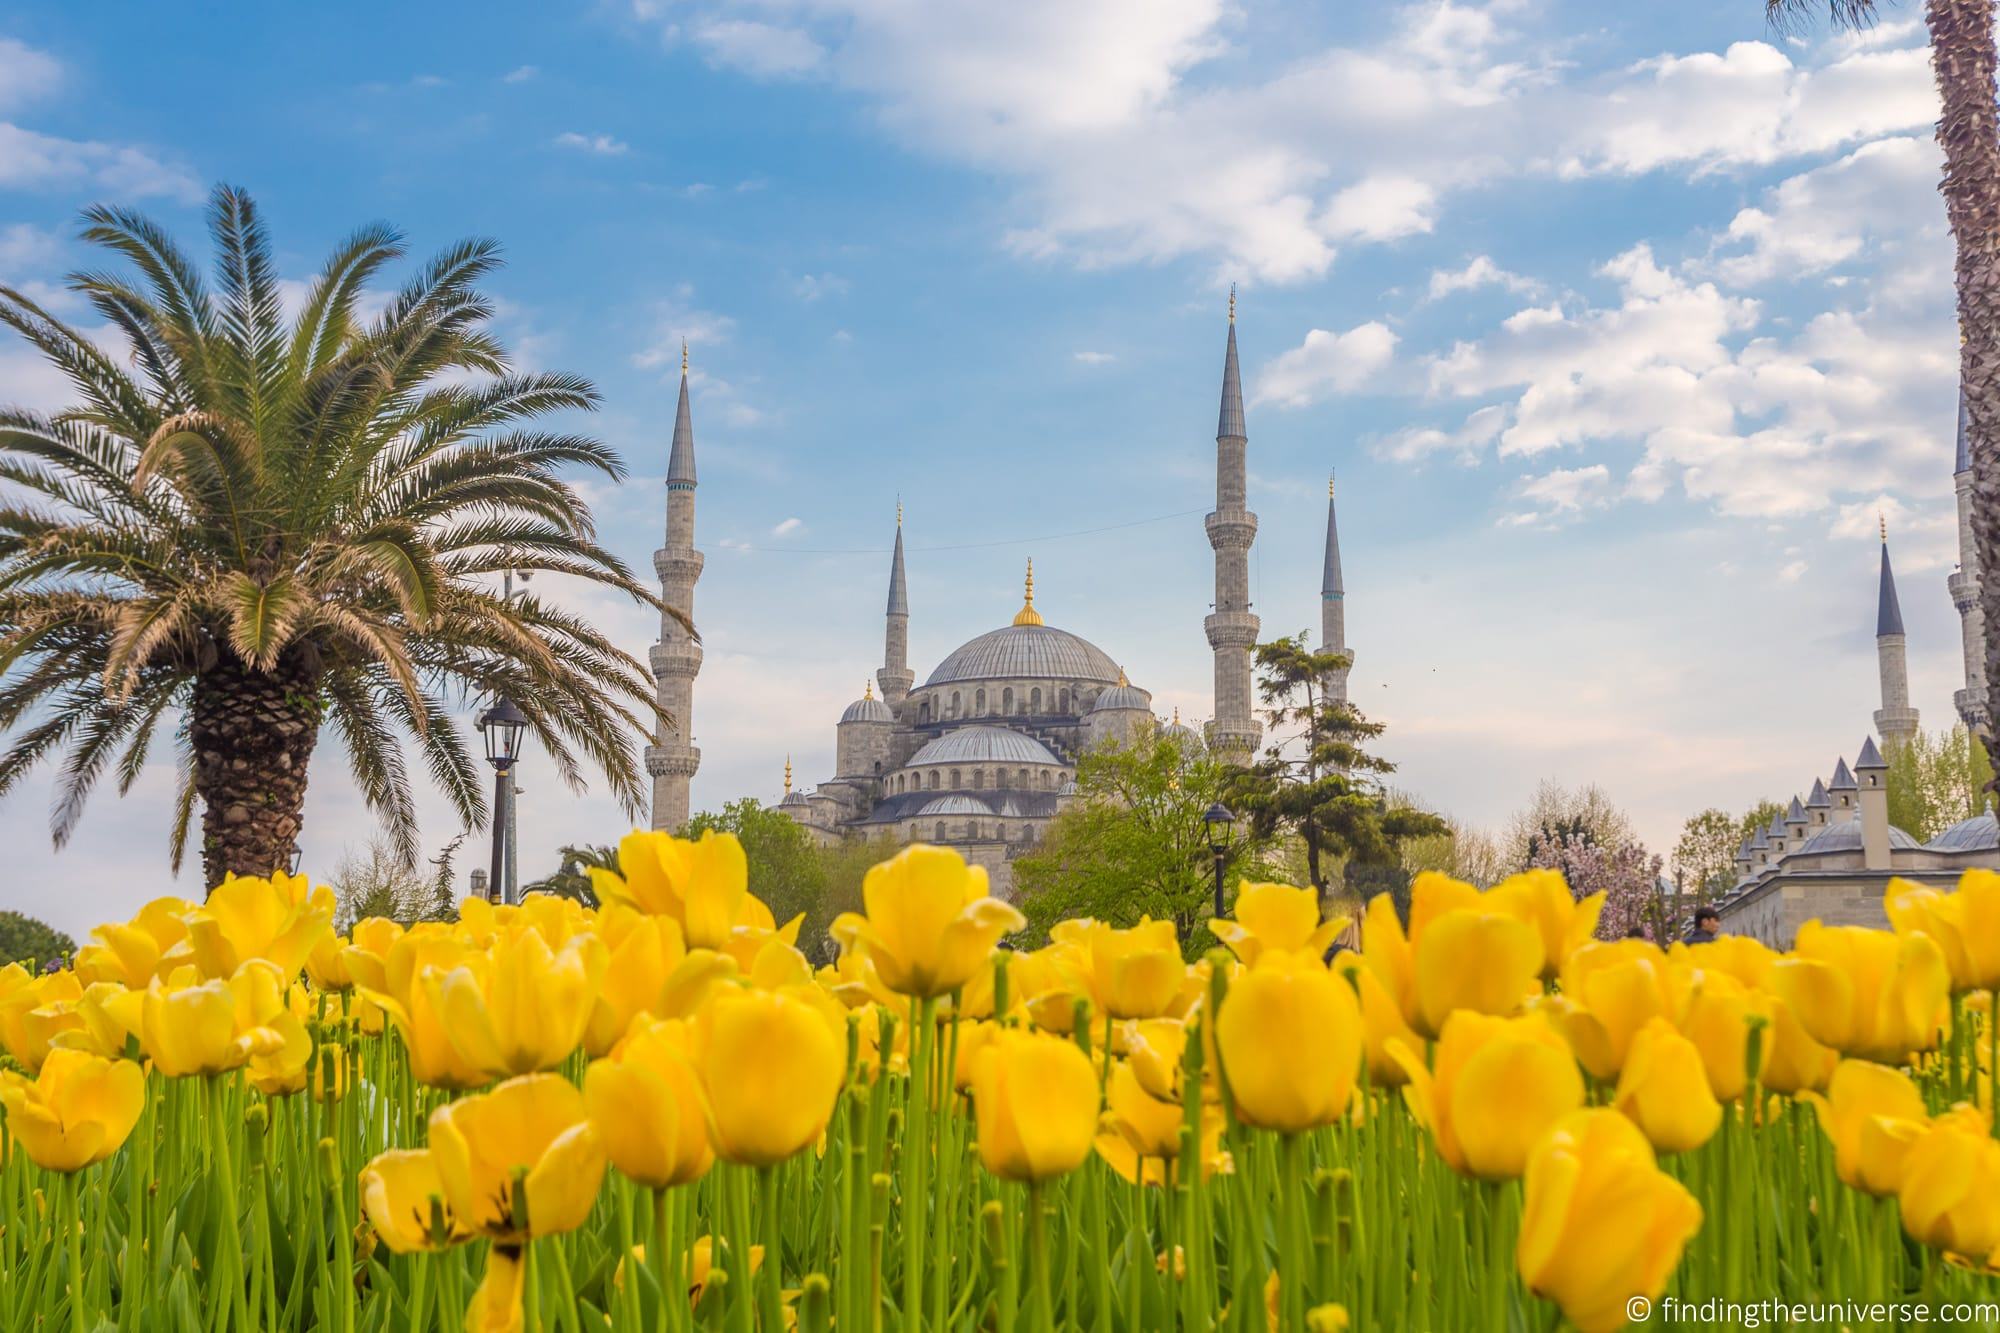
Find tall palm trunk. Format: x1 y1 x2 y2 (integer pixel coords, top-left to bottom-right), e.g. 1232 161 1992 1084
189 649 324 887
1930 0 2000 775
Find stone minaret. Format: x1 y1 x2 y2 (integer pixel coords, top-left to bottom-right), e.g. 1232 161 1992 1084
1950 390 1989 733
1874 516 1919 749
879 502 913 706
1322 471 1349 706
1204 288 1261 762
647 342 704 830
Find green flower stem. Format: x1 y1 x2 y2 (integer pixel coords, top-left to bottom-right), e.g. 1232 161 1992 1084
66 1167 87 1333
759 1165 785 1333
902 995 936 1333
1026 1180 1053 1333
653 1185 680 1333
207 1075 251 1333
1277 1134 1306 1330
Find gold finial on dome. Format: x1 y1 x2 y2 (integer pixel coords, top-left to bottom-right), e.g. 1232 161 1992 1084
1329 469 1336 498
1228 283 1236 325
783 754 792 795
1117 665 1129 687
1013 558 1043 626
864 678 874 700
1880 511 1888 542
681 338 689 376
1172 705 1181 725
896 495 902 528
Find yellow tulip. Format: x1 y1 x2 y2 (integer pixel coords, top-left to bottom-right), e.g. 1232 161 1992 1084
590 828 751 950
428 1073 606 1241
1674 934 1778 988
359 1148 471 1253
427 927 607 1077
1121 1017 1196 1104
356 933 494 1089
1677 969 1772 1102
140 961 290 1078
693 986 843 1166
1800 1059 1929 1196
1759 992 1839 1096
1052 917 1185 1021
1613 1018 1722 1154
336 917 407 994
1216 952 1361 1135
50 982 146 1060
584 1015 713 1189
1208 881 1346 967
971 1027 1100 1182
0 1047 145 1172
175 869 335 980
830 843 1025 999
74 898 192 987
1898 1105 2000 1262
1095 1061 1225 1186
245 984 317 1097
1771 921 1949 1063
1412 905 1542 1039
583 906 734 1057
467 1245 526 1333
952 1019 1001 1094
1011 941 1088 1033
0 968 84 1072
1551 940 1683 1080
1887 872 2000 993
714 891 806 974
1333 953 1420 1088
1487 870 1603 981
1389 1010 1583 1179
1517 1109 1703 1333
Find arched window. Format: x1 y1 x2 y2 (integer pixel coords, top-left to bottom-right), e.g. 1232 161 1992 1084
975 688 986 713
1059 688 1070 714
996 768 1009 789
1030 687 1042 712
1002 687 1014 713
918 701 931 725
949 691 961 718
972 768 984 789
1018 767 1029 788
935 822 947 842
1040 770 1052 789
928 770 940 790
950 768 962 789
873 760 882 774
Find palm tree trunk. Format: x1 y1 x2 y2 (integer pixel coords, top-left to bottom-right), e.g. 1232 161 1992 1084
189 649 324 888
1930 0 2000 776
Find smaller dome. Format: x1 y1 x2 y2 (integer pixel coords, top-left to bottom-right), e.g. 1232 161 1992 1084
1161 705 1199 746
1091 682 1151 713
918 794 990 817
780 790 808 807
1790 814 1921 858
842 696 893 724
1926 810 2000 853
908 725 1062 768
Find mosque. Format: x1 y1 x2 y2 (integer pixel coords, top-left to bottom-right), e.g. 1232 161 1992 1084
637 299 1347 893
1715 397 2000 945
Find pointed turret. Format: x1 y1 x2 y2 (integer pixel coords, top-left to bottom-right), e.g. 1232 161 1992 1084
1322 471 1350 706
647 340 705 830
1204 286 1261 762
1856 734 1891 869
1874 518 1919 747
878 501 913 705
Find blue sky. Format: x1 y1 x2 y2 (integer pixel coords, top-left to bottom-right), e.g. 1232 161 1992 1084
0 0 1968 934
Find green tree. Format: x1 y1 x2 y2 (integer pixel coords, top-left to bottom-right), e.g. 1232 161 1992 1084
0 187 663 887
522 842 619 908
1502 781 1637 869
1886 726 1996 840
1737 799 1785 846
1672 809 1742 901
0 910 75 967
686 799 837 958
1230 634 1444 896
1400 814 1507 887
1014 731 1260 958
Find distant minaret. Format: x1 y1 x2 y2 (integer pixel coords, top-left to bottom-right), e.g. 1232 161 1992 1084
1950 389 1989 733
1204 287 1262 762
647 341 704 830
879 501 914 706
1322 471 1349 706
1874 515 1920 749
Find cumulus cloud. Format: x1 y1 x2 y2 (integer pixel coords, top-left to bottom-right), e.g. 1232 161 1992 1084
634 287 736 371
555 131 628 155
1254 323 1397 407
1709 135 1940 285
0 122 199 199
792 273 849 301
1073 350 1116 365
771 516 803 537
1427 254 1537 301
0 37 61 111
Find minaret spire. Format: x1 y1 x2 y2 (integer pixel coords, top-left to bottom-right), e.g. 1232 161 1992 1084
1950 385 1990 732
1322 469 1349 705
1013 558 1044 626
647 345 705 828
1875 518 1919 748
879 502 913 705
1204 288 1261 762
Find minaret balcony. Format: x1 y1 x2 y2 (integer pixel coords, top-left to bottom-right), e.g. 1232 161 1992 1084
1204 510 1259 550
1956 688 1991 728
644 744 702 778
1949 569 1979 609
653 548 706 584
650 641 705 678
1204 721 1262 753
1204 610 1261 649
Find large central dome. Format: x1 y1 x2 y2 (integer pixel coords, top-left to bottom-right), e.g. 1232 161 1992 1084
924 622 1122 687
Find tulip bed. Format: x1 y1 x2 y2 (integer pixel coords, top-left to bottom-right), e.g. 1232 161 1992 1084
3 836 2000 1333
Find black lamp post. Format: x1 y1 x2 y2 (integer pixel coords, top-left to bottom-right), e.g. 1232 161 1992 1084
1202 802 1235 918
478 697 529 903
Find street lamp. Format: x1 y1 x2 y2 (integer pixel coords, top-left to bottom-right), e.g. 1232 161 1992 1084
1202 802 1235 918
479 697 529 904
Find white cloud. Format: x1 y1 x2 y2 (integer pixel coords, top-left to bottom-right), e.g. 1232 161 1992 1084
0 222 59 273
0 122 199 199
693 20 826 77
1073 350 1116 365
1427 254 1537 300
1517 463 1611 514
1710 135 1939 285
1254 322 1397 407
771 517 803 537
792 273 849 301
633 287 736 371
0 37 62 111
1377 403 1506 464
1776 559 1807 584
1322 176 1437 242
555 131 628 155
504 64 540 83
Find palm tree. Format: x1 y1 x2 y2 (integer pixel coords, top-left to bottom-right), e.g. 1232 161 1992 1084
1771 0 2000 772
0 186 668 887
